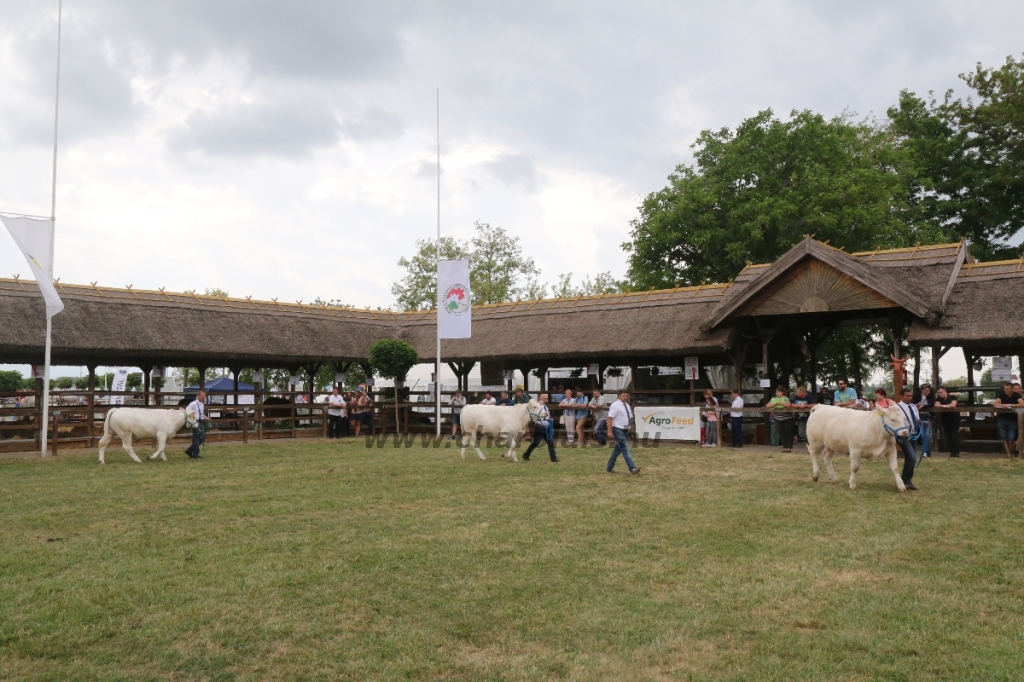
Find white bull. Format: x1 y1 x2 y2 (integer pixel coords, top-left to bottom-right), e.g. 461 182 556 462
806 402 909 492
97 407 191 464
458 400 540 462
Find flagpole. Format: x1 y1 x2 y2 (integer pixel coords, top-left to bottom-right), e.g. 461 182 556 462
435 87 441 438
41 0 62 457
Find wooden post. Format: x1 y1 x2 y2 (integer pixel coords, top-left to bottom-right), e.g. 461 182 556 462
51 411 58 456
154 368 163 407
964 350 975 404
322 405 328 438
34 371 43 451
291 402 296 439
931 346 941 387
242 406 249 445
912 347 921 389
86 365 96 447
198 368 207 392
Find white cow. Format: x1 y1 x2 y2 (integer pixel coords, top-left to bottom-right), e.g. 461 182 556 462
458 400 541 462
97 407 192 464
806 402 910 492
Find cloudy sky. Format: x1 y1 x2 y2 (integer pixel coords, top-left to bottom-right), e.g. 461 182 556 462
1 1 1022 379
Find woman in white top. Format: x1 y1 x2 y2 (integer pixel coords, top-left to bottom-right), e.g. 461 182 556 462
558 389 577 444
327 387 347 439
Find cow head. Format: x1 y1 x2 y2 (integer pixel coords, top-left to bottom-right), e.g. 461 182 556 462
877 401 908 439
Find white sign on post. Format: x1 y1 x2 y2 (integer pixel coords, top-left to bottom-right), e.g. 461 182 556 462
684 356 699 381
252 371 264 384
992 357 1013 382
110 367 129 405
31 365 45 379
151 367 163 378
635 406 701 441
587 363 600 376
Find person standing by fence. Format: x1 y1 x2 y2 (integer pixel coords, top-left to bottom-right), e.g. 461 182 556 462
184 390 211 459
702 389 719 447
606 390 639 474
914 384 935 458
559 389 577 445
791 386 814 442
993 381 1024 458
768 386 795 453
729 389 744 448
327 387 346 439
448 390 466 441
573 387 590 444
934 386 961 457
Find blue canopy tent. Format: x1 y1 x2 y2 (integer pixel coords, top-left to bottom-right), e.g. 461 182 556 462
185 376 255 404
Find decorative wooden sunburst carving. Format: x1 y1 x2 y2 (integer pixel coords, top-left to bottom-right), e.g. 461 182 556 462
738 258 898 316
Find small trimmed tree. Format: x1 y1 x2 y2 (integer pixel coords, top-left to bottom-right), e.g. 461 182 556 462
368 339 420 433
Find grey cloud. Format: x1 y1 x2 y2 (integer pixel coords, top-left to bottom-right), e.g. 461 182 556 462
169 102 340 158
342 107 404 141
482 153 539 192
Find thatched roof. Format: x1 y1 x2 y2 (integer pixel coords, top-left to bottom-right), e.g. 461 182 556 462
400 285 736 363
0 279 393 367
1 239 1018 368
907 258 1024 355
704 237 957 329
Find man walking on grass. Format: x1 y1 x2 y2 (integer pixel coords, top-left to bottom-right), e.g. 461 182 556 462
522 393 559 463
184 390 212 459
606 390 640 474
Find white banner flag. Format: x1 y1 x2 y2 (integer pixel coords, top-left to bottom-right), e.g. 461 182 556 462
1 215 64 318
438 259 471 339
110 367 130 405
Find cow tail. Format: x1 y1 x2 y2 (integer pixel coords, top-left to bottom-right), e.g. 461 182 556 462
102 408 115 439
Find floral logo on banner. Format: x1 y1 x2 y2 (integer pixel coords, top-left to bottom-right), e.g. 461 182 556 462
443 284 470 315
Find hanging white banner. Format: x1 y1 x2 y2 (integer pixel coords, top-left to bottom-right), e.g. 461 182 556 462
110 367 130 405
438 259 471 339
1 215 64 318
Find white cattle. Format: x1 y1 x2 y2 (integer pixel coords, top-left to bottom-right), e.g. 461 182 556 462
458 400 541 462
806 402 909 492
97 408 191 464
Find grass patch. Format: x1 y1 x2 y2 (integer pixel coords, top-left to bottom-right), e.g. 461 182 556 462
2 439 1023 680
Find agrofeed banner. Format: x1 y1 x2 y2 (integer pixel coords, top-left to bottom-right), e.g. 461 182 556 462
438 259 471 339
635 406 701 441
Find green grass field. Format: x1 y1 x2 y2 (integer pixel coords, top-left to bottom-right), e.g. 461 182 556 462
2 437 1023 681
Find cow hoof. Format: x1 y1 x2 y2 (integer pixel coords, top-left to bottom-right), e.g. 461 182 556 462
849 484 857 490
897 485 907 493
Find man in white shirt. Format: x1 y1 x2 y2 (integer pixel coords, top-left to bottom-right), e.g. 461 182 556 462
559 389 577 445
606 391 640 474
895 388 920 490
327 387 347 439
184 390 212 459
729 389 745 448
480 392 496 405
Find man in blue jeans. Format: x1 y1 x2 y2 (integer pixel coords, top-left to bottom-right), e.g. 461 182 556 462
606 390 640 474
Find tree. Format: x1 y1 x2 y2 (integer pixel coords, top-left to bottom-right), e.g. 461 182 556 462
468 222 542 304
391 236 471 311
624 109 945 290
368 338 419 431
549 271 623 298
887 55 1024 261
204 288 230 298
391 222 543 311
0 370 23 392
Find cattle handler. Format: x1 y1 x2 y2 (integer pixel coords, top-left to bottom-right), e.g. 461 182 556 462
184 390 212 459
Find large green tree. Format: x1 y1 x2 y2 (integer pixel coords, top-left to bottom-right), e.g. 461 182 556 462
391 222 542 311
888 54 1024 260
624 109 946 289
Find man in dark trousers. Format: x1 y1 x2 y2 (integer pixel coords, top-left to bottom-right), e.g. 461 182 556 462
184 390 212 459
895 388 921 490
522 393 559 463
